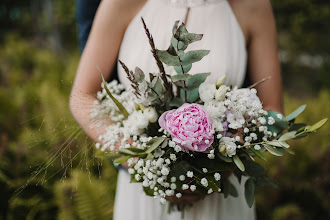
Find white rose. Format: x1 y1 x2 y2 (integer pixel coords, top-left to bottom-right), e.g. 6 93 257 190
199 82 216 103
215 85 227 101
219 137 237 157
215 75 226 87
143 107 158 123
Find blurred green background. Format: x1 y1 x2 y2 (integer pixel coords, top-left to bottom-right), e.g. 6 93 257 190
0 0 329 219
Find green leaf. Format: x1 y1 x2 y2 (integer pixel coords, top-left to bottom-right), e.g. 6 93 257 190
229 182 238 197
206 176 221 193
254 176 277 188
286 105 306 121
243 160 265 177
279 141 290 149
143 187 155 196
266 110 289 134
264 144 283 156
172 20 180 35
267 141 282 147
114 156 131 164
180 50 210 66
284 147 295 155
249 148 267 161
153 77 163 95
186 72 211 90
145 137 166 154
169 97 185 107
119 148 139 156
307 118 328 132
234 169 243 184
233 155 245 172
216 153 233 163
169 161 192 178
180 87 200 103
174 64 192 74
98 67 129 118
174 24 203 45
244 178 255 208
134 67 145 82
171 74 192 82
278 131 297 141
171 37 188 52
223 179 230 198
156 50 181 66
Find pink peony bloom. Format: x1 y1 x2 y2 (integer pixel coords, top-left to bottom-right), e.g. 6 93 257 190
158 103 214 152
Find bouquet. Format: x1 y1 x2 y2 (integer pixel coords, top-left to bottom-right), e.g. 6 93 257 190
91 18 327 210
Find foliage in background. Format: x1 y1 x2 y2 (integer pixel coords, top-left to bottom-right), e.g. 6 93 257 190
0 0 329 219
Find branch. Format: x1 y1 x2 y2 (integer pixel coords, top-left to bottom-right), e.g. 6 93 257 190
248 76 271 89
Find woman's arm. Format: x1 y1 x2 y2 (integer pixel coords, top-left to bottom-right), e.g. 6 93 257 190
238 0 283 113
70 0 147 143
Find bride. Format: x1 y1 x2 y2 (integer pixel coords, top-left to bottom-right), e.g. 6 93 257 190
70 0 283 219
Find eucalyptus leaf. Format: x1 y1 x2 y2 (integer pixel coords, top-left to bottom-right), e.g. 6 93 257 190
156 50 181 66
180 87 200 103
174 24 203 45
171 74 192 82
267 141 283 147
264 144 283 156
171 37 188 51
286 105 306 121
119 148 139 156
306 118 328 132
153 77 163 95
244 178 255 208
180 50 210 66
234 169 243 184
138 81 148 93
174 64 192 74
169 97 185 107
186 72 211 90
233 155 245 172
172 20 180 35
134 67 145 82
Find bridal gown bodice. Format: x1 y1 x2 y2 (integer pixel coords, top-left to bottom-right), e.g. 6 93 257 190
114 0 255 219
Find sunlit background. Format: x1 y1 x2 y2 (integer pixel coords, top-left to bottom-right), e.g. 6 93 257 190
0 0 329 219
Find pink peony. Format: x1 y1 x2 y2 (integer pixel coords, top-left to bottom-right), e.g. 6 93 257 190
158 103 214 152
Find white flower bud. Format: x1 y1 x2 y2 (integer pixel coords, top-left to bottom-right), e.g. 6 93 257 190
215 75 226 87
215 85 227 101
143 107 158 123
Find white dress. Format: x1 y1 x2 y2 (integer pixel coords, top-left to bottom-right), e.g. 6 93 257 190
114 0 255 219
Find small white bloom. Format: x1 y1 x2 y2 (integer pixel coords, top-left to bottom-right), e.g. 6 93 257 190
268 116 275 125
254 145 261 150
176 193 182 198
170 154 177 161
171 177 176 182
201 178 208 187
258 117 267 125
190 185 197 191
202 168 208 173
235 136 241 142
208 153 215 159
135 174 141 181
179 175 185 181
214 173 221 181
182 184 189 190
208 188 213 194
128 168 135 174
174 145 181 152
169 141 176 147
161 167 170 176
219 137 237 157
186 171 194 178
170 183 177 190
95 143 100 149
276 114 283 119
